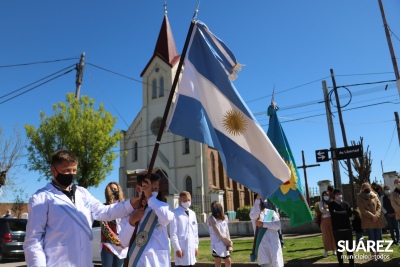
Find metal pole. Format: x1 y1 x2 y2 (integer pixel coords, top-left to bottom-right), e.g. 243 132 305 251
330 69 357 207
322 80 342 189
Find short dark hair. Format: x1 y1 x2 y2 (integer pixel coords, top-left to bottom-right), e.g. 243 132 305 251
51 149 78 166
332 188 342 195
136 170 160 186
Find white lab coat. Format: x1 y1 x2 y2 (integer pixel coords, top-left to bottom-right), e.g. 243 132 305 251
120 196 174 267
23 183 134 267
207 215 230 257
256 209 284 267
249 199 261 235
169 206 199 266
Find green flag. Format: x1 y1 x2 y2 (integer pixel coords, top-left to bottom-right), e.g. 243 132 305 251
267 104 313 227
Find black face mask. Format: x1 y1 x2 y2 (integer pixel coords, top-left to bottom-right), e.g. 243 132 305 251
363 188 371 194
54 167 75 187
112 191 119 199
212 207 220 218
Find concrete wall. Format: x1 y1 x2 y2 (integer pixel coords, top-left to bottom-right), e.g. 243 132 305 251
198 218 321 237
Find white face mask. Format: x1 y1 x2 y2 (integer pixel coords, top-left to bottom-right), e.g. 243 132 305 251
181 201 191 209
323 196 330 201
254 199 260 205
152 192 158 198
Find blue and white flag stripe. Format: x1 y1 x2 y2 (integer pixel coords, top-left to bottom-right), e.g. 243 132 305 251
167 21 290 197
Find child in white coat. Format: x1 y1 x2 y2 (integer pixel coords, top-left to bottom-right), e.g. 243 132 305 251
170 191 199 266
252 198 284 267
207 201 232 267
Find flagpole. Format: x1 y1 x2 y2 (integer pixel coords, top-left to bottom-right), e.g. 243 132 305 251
146 18 196 178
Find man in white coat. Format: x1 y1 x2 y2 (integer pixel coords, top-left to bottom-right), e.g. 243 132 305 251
23 149 139 267
252 198 284 267
119 171 174 267
170 191 199 266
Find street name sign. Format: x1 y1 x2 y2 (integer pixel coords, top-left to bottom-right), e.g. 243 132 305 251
315 149 329 162
335 145 363 160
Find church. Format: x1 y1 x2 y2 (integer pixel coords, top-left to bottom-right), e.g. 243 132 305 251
118 8 254 221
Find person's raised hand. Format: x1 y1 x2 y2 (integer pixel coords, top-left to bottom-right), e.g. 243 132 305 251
130 196 142 209
129 207 145 226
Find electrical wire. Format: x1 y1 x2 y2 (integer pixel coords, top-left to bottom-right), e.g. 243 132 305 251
0 57 78 68
0 64 76 100
0 67 75 105
382 124 396 161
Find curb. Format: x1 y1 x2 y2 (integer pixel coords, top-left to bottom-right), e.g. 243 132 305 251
172 261 399 266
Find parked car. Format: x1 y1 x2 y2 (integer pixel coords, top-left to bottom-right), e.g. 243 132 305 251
0 217 27 262
92 220 101 263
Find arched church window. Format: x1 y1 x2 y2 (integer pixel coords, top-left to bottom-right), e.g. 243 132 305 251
159 76 164 97
152 78 157 99
185 176 192 195
132 142 138 162
211 153 216 186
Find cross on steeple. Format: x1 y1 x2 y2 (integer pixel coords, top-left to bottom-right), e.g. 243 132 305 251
164 1 167 15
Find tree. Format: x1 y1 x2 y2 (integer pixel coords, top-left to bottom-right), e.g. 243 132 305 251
25 93 122 188
11 189 28 218
0 126 25 193
340 137 372 188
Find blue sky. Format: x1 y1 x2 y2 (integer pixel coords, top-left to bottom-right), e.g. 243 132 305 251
1 1 399 203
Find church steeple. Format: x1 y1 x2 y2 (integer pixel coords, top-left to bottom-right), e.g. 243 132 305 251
140 6 179 77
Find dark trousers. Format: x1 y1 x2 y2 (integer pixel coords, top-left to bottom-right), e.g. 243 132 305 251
384 214 400 243
333 229 354 267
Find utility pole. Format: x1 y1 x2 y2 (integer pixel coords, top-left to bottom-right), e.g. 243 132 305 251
322 80 342 189
298 150 320 205
395 112 400 146
75 52 85 99
377 0 400 95
330 69 357 208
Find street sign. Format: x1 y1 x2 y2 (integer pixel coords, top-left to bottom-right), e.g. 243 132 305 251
315 149 329 162
335 145 363 160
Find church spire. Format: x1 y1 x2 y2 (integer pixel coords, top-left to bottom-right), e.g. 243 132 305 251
141 3 179 77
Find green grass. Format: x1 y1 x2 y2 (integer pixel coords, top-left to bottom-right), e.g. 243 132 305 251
171 234 400 264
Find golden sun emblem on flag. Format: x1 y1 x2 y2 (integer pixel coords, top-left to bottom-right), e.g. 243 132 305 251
222 109 248 136
280 159 298 195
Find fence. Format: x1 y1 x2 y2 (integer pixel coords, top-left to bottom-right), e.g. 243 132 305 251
191 194 212 222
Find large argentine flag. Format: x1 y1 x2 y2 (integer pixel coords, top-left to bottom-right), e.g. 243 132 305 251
166 21 290 197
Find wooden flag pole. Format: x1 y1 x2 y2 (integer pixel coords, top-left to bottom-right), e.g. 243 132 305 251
146 19 196 178
124 9 198 266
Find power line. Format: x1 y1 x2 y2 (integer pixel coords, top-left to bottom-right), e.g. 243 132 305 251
0 57 79 68
0 67 75 105
0 64 76 100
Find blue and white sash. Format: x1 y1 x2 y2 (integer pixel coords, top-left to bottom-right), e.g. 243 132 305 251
127 210 158 267
42 189 93 240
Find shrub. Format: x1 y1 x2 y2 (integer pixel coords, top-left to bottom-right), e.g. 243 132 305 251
236 205 252 221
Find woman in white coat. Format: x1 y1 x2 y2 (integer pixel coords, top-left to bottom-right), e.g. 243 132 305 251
23 149 137 267
170 191 199 266
254 199 284 267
